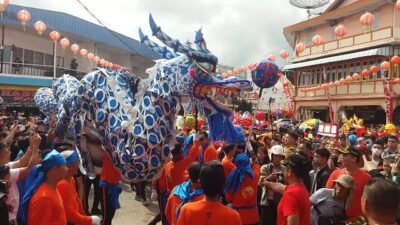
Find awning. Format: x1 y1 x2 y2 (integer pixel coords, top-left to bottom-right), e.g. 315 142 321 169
283 47 391 70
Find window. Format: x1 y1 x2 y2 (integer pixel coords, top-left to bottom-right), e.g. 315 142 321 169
349 63 355 75
372 13 379 30
34 52 44 65
355 62 361 74
369 60 375 79
363 61 369 80
337 65 342 80
311 69 316 84
12 46 23 62
331 66 337 81
325 67 331 83
2 45 11 62
57 56 64 67
305 31 315 46
24 49 34 64
331 27 337 41
343 64 348 77
316 68 321 84
45 54 53 66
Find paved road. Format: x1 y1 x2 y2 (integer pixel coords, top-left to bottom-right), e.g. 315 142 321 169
89 183 160 225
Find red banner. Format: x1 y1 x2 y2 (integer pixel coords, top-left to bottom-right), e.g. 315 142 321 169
0 89 36 107
382 76 393 122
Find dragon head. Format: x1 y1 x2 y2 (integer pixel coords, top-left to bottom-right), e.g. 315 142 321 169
139 15 251 144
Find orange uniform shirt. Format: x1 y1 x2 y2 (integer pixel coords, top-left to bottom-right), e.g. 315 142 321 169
57 177 92 225
225 164 260 225
165 187 204 225
326 168 371 222
198 144 218 163
153 167 168 194
221 156 237 178
165 144 199 192
28 183 67 225
177 200 242 225
101 153 121 185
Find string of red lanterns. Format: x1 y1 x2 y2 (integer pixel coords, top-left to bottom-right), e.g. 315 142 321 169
302 58 400 92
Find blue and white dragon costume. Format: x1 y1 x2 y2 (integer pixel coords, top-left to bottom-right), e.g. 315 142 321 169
34 15 251 181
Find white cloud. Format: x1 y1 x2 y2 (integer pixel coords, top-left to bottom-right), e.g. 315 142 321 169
12 0 313 67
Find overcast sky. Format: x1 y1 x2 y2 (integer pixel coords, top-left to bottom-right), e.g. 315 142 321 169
10 0 328 67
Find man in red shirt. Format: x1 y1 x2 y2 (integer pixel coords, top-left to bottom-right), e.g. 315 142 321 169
326 146 371 222
176 160 241 225
197 132 217 163
221 144 237 178
261 154 311 225
165 162 204 225
225 153 260 225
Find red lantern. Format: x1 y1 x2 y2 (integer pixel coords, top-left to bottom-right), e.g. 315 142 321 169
79 49 88 57
370 65 379 76
340 78 346 84
396 0 400 11
267 55 276 62
360 12 374 32
108 63 114 69
17 10 31 31
34 21 46 35
70 44 80 55
391 56 400 65
87 53 94 61
233 68 240 75
93 56 100 63
49 31 60 42
395 78 400 84
295 42 305 54
362 69 370 78
280 50 289 59
346 75 353 82
334 80 340 86
312 35 323 46
60 38 70 49
0 0 9 18
99 58 106 67
334 24 347 39
352 73 360 80
380 61 390 72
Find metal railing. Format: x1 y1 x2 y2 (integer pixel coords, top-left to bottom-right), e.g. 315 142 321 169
0 62 87 79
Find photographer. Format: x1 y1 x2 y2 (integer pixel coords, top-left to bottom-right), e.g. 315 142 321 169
0 166 9 225
259 145 285 225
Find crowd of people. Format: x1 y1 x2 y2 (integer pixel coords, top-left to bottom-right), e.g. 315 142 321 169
0 110 400 225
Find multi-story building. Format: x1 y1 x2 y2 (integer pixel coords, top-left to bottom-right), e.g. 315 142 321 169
0 4 158 112
283 0 400 125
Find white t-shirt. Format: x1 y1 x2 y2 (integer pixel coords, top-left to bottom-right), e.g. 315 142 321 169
6 161 20 221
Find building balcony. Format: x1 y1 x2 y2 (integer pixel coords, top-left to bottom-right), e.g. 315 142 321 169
294 26 396 62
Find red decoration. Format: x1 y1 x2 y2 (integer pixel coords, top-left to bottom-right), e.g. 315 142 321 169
391 56 400 65
295 42 305 54
17 10 31 30
340 78 346 84
60 38 70 49
87 53 94 60
334 24 347 39
190 69 196 77
362 69 370 77
345 75 353 82
79 49 88 57
70 44 80 55
93 56 100 63
360 12 374 32
380 61 390 72
352 73 360 80
334 80 340 86
370 65 379 75
396 0 400 11
0 0 9 18
312 35 323 46
49 31 60 42
280 50 289 59
33 21 46 35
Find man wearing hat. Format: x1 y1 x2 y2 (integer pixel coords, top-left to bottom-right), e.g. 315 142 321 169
19 150 69 225
310 174 354 225
259 145 285 225
326 146 371 222
57 150 101 225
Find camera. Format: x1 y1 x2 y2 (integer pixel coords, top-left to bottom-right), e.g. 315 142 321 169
0 181 8 195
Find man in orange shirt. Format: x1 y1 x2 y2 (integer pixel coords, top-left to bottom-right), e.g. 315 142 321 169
165 143 199 193
176 160 241 225
165 162 204 225
197 132 217 163
19 150 69 225
80 131 122 225
149 167 169 225
58 150 101 225
221 144 237 178
224 153 260 225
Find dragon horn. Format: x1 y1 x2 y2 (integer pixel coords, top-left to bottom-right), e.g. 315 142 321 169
194 28 210 53
138 28 177 59
149 14 218 65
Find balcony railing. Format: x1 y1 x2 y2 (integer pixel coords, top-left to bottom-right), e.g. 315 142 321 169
0 62 87 79
296 27 394 61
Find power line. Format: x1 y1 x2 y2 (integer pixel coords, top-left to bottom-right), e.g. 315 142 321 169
74 0 139 55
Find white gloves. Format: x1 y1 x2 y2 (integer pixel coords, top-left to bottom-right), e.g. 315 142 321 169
91 216 101 225
151 190 158 201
